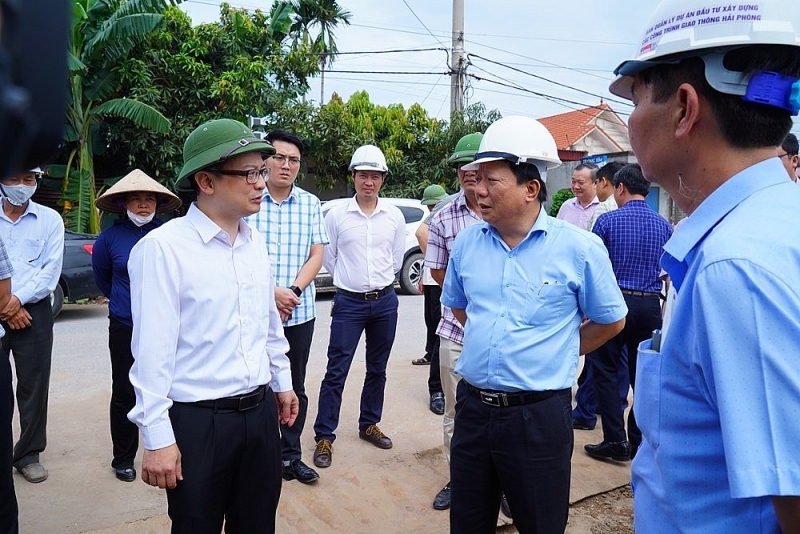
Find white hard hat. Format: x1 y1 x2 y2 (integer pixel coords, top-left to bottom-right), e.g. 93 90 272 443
462 116 561 181
609 0 800 112
349 144 388 174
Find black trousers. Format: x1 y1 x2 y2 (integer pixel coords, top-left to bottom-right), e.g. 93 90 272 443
592 293 662 447
108 317 139 469
423 284 442 395
280 319 315 461
0 341 18 533
167 388 282 533
1 299 53 469
450 382 573 534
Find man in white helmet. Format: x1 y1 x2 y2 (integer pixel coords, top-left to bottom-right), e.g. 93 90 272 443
0 167 64 485
312 144 405 468
609 0 800 531
440 116 627 532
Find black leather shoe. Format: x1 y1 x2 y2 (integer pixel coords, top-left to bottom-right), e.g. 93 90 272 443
585 441 631 461
282 459 320 484
429 392 445 415
115 467 136 482
358 424 393 449
500 493 512 518
572 419 595 431
433 482 451 510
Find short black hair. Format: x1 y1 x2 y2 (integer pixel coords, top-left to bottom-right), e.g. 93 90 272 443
266 130 305 156
638 45 800 149
782 133 799 157
613 163 650 197
595 161 626 183
506 161 547 203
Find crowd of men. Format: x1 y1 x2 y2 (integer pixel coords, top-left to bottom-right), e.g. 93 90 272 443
3 0 800 532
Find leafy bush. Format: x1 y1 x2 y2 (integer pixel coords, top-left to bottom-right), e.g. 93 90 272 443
549 188 574 217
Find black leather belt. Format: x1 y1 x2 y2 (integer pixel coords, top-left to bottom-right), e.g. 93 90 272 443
620 289 660 298
182 385 266 412
465 382 562 408
336 285 394 301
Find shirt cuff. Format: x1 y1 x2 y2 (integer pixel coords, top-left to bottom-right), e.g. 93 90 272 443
140 420 176 451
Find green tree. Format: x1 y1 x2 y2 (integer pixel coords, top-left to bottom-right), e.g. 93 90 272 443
290 0 351 103
56 0 180 233
97 3 319 193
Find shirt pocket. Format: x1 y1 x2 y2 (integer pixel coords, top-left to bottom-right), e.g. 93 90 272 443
634 338 662 450
24 238 45 263
252 272 274 320
523 282 571 325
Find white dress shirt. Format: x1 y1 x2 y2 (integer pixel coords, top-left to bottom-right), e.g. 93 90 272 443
323 197 405 293
127 203 292 450
0 200 64 305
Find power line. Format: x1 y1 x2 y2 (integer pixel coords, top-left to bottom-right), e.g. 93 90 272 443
468 54 632 107
325 70 450 76
400 0 447 49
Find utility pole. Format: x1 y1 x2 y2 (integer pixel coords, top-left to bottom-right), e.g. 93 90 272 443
450 0 465 115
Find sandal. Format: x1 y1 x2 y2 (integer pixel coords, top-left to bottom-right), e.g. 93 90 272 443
411 357 431 365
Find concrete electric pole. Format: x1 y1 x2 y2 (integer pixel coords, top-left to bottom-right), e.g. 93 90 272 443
450 0 465 114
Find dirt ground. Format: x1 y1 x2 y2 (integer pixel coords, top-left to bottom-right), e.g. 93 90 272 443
15 300 635 533
564 485 633 534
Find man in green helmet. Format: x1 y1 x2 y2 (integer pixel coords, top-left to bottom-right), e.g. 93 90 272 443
127 118 298 532
421 132 500 513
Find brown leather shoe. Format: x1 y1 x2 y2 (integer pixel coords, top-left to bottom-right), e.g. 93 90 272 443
358 424 393 449
313 439 333 468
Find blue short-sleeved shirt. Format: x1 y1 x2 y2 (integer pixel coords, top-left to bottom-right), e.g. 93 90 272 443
633 158 800 533
440 212 627 392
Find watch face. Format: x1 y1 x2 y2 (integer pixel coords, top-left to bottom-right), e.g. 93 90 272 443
291 286 302 297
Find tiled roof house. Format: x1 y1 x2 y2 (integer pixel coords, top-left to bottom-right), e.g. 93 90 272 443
538 103 631 161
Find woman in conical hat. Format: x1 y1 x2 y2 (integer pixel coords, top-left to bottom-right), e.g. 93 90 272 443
91 169 180 483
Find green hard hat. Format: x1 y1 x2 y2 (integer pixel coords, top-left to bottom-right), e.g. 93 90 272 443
421 184 448 205
175 119 276 192
447 132 484 167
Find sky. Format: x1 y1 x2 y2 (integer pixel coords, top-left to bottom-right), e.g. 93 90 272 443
181 0 799 133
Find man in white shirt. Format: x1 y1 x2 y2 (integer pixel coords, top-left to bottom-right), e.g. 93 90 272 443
556 163 600 229
312 145 405 468
127 119 298 532
0 167 64 485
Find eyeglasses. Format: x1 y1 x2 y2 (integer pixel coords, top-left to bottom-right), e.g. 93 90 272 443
271 155 301 167
208 167 269 184
778 152 792 159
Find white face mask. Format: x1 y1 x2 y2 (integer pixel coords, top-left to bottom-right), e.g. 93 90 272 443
1 184 37 207
126 209 155 227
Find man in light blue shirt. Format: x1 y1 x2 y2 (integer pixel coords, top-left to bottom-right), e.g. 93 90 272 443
441 116 626 533
608 0 800 531
0 168 64 485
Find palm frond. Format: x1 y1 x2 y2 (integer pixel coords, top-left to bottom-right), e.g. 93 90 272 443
92 98 171 133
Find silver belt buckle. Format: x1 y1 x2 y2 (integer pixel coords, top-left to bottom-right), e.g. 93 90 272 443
479 391 505 407
364 291 379 301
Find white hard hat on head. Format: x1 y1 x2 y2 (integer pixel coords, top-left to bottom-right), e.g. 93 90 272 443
462 116 561 182
609 0 800 114
349 144 389 174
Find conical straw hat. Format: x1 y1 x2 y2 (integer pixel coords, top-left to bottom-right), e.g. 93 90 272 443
96 169 182 214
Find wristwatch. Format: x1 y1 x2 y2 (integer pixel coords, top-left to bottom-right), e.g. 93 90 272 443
289 285 302 297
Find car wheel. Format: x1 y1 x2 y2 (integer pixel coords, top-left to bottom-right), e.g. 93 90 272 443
399 252 424 295
51 284 64 318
